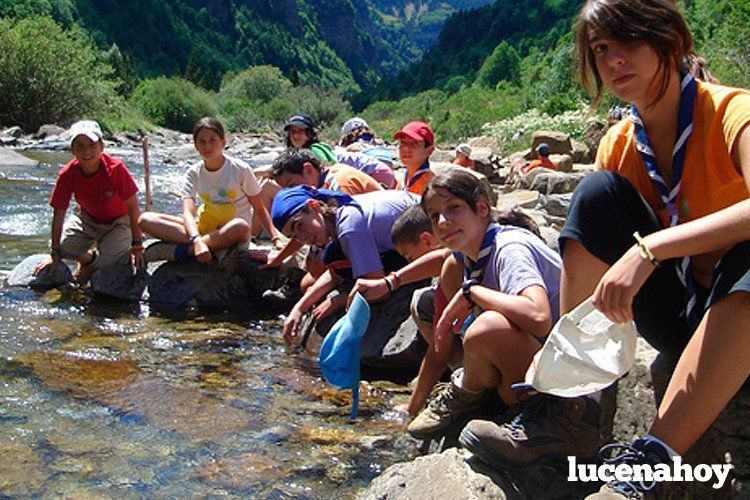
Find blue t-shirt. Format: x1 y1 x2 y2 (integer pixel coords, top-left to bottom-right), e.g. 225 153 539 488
335 190 420 278
455 226 562 324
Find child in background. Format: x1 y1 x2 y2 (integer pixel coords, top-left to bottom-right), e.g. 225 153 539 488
452 143 476 170
406 169 563 442
394 121 435 195
521 143 557 174
271 186 419 346
34 120 145 284
140 117 280 263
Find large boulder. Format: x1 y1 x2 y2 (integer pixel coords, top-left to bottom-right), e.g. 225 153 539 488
496 189 541 212
358 447 597 499
146 251 280 310
582 121 607 160
529 171 586 195
0 147 39 168
549 153 573 173
6 254 73 288
530 130 572 155
35 124 66 139
91 262 150 301
570 139 592 164
467 136 502 156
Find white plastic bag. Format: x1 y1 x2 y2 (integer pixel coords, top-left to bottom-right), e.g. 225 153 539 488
521 298 637 397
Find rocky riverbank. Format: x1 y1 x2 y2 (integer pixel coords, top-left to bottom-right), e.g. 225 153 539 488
4 123 748 498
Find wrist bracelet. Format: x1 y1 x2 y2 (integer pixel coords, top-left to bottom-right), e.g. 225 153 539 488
130 245 144 252
384 275 394 292
188 234 199 244
633 231 660 268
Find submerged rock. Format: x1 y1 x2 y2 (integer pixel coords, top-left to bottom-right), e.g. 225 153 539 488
15 351 253 442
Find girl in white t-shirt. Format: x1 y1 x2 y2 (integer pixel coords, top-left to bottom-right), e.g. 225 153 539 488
140 117 280 263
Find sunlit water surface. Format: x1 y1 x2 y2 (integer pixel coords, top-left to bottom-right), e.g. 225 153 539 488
0 149 414 498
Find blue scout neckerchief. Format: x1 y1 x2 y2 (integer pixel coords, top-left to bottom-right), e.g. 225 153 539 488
629 71 699 327
461 223 501 281
318 292 371 420
452 223 500 332
271 185 356 231
403 160 431 191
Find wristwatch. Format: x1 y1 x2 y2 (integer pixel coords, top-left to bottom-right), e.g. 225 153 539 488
461 279 480 306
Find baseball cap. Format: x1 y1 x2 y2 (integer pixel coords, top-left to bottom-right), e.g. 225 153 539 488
284 113 318 131
456 143 472 157
393 121 434 146
68 120 103 146
340 117 369 137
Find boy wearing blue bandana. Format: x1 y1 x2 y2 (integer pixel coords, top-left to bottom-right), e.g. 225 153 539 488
272 186 419 346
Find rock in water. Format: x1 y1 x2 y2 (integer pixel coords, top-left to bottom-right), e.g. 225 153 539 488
6 254 73 288
146 250 279 309
91 262 149 301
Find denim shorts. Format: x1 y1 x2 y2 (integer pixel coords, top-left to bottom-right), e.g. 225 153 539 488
560 171 750 356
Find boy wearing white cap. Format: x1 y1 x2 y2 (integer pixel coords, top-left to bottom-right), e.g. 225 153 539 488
452 143 475 170
34 120 145 283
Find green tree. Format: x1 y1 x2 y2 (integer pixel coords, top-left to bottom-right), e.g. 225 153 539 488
476 41 521 88
219 65 292 104
0 16 120 131
131 77 217 132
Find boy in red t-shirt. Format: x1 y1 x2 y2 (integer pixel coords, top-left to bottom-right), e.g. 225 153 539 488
34 120 145 283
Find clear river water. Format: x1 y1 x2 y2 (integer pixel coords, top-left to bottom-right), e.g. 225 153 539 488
0 148 414 498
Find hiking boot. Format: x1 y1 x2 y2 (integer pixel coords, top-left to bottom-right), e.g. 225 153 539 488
406 369 488 440
459 394 601 469
144 241 178 263
584 439 670 499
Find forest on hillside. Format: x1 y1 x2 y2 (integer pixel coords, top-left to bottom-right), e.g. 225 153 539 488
1 0 749 147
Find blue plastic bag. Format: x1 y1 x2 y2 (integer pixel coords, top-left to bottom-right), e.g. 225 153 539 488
318 292 371 420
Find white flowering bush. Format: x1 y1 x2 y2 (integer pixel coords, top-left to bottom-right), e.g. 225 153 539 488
482 104 605 149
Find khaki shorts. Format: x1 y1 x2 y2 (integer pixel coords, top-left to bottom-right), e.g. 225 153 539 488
59 207 131 268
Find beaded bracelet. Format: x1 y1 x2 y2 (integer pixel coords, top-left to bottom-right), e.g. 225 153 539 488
633 231 660 268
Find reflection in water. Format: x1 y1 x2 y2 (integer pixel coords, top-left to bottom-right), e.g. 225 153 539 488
0 153 416 497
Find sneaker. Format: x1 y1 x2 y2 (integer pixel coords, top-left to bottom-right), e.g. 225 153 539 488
406 369 488 440
459 394 601 469
584 439 670 499
262 268 304 306
144 241 178 263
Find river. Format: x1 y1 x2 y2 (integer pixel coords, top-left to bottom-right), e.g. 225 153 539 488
0 148 414 498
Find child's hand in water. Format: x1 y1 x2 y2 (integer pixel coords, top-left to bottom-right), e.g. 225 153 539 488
193 239 212 263
433 290 471 354
283 307 303 346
